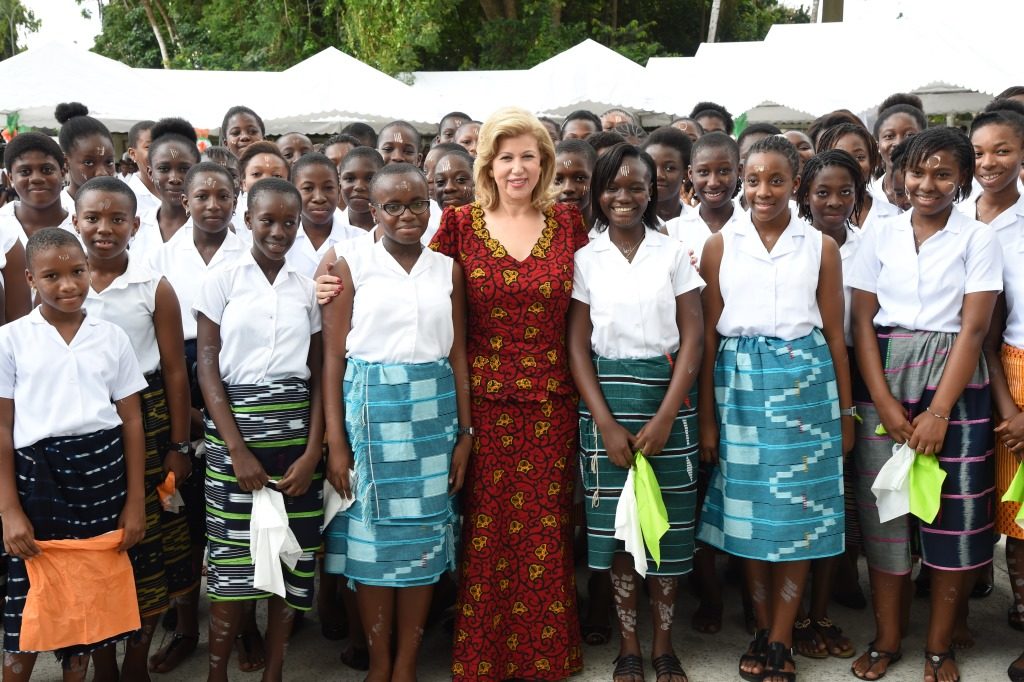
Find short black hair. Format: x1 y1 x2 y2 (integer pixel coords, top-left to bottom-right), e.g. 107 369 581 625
737 123 782 149
340 146 385 171
970 110 1024 143
54 102 112 154
889 139 910 173
796 149 865 222
873 104 927 138
26 226 85 269
691 131 740 168
642 126 693 167
290 152 338 182
149 117 200 163
997 86 1024 100
984 98 1024 118
3 132 64 172
555 138 597 168
670 117 705 135
590 142 658 229
689 101 734 135
879 93 924 113
184 161 235 193
76 176 137 215
746 135 800 179
247 177 301 213
427 142 465 159
378 121 421 149
587 131 626 155
438 111 471 133
807 110 864 146
221 106 265 138
237 141 286 177
435 146 475 169
902 126 974 202
128 120 155 148
201 145 237 166
560 110 601 135
323 134 362 149
816 123 881 179
368 162 428 198
340 122 377 148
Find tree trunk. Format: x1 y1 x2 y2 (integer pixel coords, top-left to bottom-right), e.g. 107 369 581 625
478 0 502 21
138 0 171 68
502 0 516 20
707 0 722 42
152 0 179 47
810 0 820 21
550 0 562 28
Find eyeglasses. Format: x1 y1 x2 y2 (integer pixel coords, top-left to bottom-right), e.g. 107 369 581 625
372 200 431 216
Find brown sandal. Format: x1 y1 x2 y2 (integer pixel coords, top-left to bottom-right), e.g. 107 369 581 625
813 617 855 658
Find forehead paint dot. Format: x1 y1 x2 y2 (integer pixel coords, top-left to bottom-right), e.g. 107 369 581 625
206 176 215 187
926 154 942 168
619 164 631 176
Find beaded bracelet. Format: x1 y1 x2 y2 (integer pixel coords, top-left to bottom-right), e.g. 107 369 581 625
925 406 950 421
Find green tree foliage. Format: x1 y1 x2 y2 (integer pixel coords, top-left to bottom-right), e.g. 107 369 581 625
0 0 39 60
88 0 809 74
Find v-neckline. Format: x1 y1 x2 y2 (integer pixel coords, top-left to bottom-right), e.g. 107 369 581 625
471 203 554 264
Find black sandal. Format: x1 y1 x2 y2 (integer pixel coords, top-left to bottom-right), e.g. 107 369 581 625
761 641 796 682
147 632 199 673
740 629 769 682
851 643 902 680
1008 652 1024 682
925 650 959 682
651 653 687 682
612 653 645 682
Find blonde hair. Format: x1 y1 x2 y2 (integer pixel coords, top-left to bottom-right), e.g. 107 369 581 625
474 107 557 212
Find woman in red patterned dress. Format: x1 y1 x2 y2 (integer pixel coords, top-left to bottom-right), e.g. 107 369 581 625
431 107 588 681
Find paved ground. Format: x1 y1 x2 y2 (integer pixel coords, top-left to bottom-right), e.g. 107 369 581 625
33 541 1022 681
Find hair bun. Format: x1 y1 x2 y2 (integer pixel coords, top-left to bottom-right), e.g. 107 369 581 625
55 102 89 125
151 117 198 145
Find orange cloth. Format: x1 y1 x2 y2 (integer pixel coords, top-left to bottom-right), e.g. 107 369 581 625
20 529 140 651
998 344 1024 540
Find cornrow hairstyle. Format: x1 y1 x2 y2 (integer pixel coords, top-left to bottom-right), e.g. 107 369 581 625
247 177 301 213
340 122 377 148
184 161 235 193
368 161 428 197
689 101 734 135
816 122 881 180
323 134 362 149
613 122 647 141
290 152 339 182
201 145 237 165
340 146 385 171
746 134 800 180
221 105 265 138
902 126 975 202
879 93 924 113
984 98 1024 118
378 120 422 148
796 149 865 222
555 138 597 168
54 102 112 154
590 142 658 230
602 108 638 124
26 225 85 269
642 125 693 167
587 131 626 155
149 117 201 163
237 141 286 177
77 176 138 215
128 120 155 148
3 132 64 172
560 109 601 135
997 86 1024 100
873 104 927 138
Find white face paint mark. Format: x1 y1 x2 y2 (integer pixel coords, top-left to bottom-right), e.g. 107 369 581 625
751 581 767 604
58 252 70 261
391 132 405 144
96 146 105 156
925 154 942 168
437 159 452 174
562 160 573 168
398 180 410 191
169 147 179 159
100 199 110 210
206 176 215 187
655 600 674 631
780 577 799 603
619 164 631 177
755 165 767 173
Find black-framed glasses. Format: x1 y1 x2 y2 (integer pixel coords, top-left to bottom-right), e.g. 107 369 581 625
373 200 431 216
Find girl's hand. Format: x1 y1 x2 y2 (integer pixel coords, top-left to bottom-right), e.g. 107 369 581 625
907 409 949 456
996 412 1024 456
118 497 146 551
842 415 855 454
449 437 472 495
599 420 636 469
876 396 914 444
326 449 353 499
230 447 269 492
161 449 192 484
698 414 719 465
316 263 343 305
634 413 673 457
277 453 319 497
2 509 39 559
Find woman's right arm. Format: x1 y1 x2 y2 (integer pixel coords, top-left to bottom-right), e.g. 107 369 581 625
0 397 36 558
322 258 356 498
698 234 724 465
3 242 31 321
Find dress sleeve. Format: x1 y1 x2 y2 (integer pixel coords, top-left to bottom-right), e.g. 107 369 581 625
562 203 590 251
429 204 461 258
847 221 881 294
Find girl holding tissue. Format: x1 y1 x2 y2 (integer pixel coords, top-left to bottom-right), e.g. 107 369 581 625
567 143 704 682
848 127 1002 682
697 135 853 682
195 178 324 682
321 163 471 682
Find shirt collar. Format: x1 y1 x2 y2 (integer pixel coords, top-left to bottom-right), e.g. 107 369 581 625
236 248 297 284
28 305 100 327
897 207 968 234
589 227 663 253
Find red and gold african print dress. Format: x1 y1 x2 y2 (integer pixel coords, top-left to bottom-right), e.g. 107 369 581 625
432 201 587 681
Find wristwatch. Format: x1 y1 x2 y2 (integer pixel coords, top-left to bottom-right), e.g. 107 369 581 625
457 426 475 438
839 406 858 419
170 440 191 455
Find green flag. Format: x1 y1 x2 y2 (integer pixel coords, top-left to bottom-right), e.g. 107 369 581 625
633 452 669 568
908 452 946 523
1001 461 1024 528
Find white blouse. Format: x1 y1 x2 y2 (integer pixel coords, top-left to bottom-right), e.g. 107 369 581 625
838 225 861 347
665 205 743 266
85 256 163 374
0 307 147 449
573 229 703 359
716 212 824 340
848 209 1003 333
345 240 454 364
192 251 320 385
286 215 365 279
974 194 1024 348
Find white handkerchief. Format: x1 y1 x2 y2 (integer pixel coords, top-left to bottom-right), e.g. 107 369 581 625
871 442 915 524
250 486 303 598
613 467 647 578
322 469 357 531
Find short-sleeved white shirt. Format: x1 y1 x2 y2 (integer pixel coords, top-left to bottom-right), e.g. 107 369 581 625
0 205 76 248
858 195 900 233
344 240 454 364
85 255 163 374
837 225 861 346
60 188 75 214
665 205 743 266
717 212 824 340
970 194 1024 348
192 251 321 385
130 209 192 269
0 307 147 449
150 226 245 340
422 207 442 246
126 173 161 218
848 209 1003 333
573 229 703 359
286 216 365 279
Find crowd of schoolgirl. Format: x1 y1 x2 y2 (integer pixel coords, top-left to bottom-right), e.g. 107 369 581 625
0 87 1022 682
